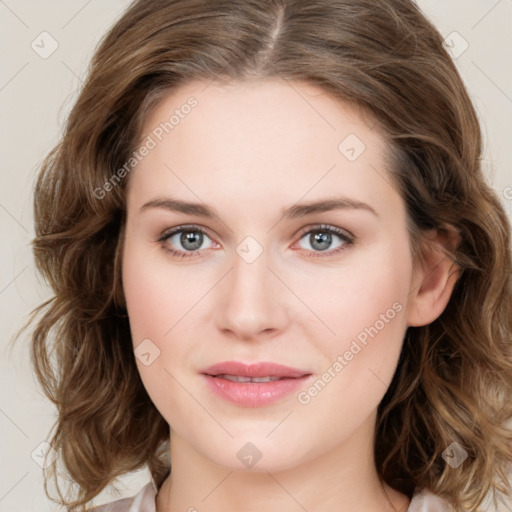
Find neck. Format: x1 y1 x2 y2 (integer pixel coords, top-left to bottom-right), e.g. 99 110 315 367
156 413 410 512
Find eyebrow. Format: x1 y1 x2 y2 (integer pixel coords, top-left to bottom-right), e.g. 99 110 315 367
139 196 379 219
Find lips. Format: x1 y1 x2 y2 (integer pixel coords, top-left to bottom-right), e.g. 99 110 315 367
201 361 311 379
200 361 313 407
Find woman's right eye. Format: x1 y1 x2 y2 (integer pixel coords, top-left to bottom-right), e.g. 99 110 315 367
158 225 216 260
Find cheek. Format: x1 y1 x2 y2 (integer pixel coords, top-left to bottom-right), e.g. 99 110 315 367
122 242 190 421
312 237 411 342
121 234 212 383
122 238 199 344
307 236 412 389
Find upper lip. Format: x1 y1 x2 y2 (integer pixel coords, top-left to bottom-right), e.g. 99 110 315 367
201 361 311 379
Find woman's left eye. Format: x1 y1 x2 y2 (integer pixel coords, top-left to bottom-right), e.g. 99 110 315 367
158 224 355 260
294 224 355 257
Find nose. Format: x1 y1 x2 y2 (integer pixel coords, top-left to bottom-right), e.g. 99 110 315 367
214 242 290 341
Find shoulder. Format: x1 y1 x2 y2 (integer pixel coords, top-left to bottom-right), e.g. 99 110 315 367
89 481 157 512
408 487 453 512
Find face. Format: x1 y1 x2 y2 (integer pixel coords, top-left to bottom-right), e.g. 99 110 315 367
122 78 417 472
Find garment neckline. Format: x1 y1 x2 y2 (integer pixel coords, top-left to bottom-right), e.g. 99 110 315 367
144 479 449 512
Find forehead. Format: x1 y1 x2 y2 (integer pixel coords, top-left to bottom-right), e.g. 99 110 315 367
127 78 400 221
138 77 381 158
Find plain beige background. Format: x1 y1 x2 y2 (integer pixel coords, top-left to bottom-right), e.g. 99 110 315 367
1 1 511 511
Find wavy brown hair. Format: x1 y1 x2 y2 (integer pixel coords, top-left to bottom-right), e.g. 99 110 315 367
15 0 512 510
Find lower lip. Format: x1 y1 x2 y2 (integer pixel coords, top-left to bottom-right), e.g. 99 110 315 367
202 374 312 407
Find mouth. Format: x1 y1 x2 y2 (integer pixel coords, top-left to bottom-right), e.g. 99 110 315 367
200 361 313 407
209 374 290 383
201 360 311 379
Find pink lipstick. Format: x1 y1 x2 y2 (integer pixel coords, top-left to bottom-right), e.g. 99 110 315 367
201 361 312 407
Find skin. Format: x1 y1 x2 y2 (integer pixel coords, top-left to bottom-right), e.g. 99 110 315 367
121 78 459 512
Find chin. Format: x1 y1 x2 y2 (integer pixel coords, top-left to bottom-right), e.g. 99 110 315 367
202 438 304 474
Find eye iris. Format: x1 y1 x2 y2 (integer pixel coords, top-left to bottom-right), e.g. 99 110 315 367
310 231 331 251
180 231 203 251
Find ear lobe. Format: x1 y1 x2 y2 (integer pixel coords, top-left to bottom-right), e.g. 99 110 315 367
407 226 462 327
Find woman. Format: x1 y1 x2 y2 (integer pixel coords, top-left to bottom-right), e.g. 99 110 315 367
24 0 512 510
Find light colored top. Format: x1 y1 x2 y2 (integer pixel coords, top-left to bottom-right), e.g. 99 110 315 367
90 480 453 511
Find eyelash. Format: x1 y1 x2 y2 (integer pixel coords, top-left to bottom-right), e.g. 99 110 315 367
157 223 355 260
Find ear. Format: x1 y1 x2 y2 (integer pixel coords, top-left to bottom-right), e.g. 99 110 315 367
407 225 462 327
